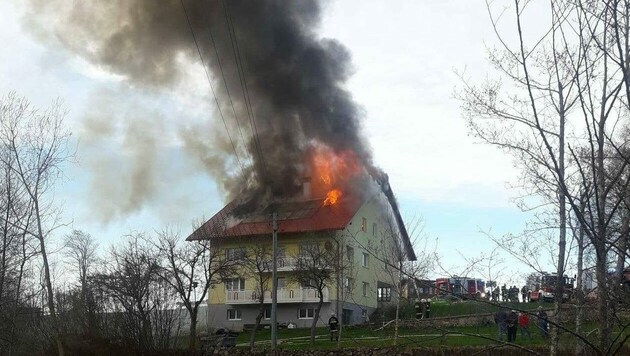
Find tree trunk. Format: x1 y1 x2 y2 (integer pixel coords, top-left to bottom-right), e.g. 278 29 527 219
393 260 402 346
575 196 586 356
550 56 567 356
310 296 324 346
249 298 265 351
188 307 198 351
39 235 64 356
595 245 610 351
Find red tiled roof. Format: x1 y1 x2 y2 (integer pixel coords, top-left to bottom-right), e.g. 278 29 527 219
187 194 363 241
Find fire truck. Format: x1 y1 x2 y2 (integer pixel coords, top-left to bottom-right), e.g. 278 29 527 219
435 276 486 299
527 272 575 302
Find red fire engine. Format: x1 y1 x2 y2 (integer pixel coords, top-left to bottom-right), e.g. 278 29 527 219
528 272 575 302
435 276 485 299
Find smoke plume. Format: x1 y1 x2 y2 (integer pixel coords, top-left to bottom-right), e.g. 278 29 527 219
25 0 373 213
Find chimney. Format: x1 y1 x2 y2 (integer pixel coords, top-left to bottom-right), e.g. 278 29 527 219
302 177 311 199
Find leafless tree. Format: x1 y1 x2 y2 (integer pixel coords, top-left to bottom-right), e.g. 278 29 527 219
242 239 271 352
458 0 630 353
93 234 160 351
292 233 340 346
63 230 99 336
0 92 72 356
360 214 433 346
153 227 233 351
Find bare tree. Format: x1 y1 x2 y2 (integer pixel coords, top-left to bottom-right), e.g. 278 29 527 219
458 1 630 353
242 239 271 352
292 234 339 346
153 227 233 351
0 92 72 356
360 214 433 346
93 234 160 351
63 230 99 336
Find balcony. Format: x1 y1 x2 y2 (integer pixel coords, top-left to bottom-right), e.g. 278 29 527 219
263 257 298 272
263 257 332 272
225 287 329 304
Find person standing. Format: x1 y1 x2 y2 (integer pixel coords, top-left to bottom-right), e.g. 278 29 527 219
521 285 529 303
328 313 339 341
423 299 431 318
415 299 423 320
518 312 531 340
537 307 548 339
494 309 507 341
506 310 518 342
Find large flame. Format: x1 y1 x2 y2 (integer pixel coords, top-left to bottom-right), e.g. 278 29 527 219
309 145 362 206
323 189 342 206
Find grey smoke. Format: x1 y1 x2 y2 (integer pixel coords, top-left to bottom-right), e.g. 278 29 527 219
25 0 373 213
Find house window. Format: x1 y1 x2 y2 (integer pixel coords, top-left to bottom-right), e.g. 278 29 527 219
225 278 245 291
300 278 317 288
361 217 367 232
362 252 369 268
299 242 319 256
372 223 377 236
298 307 315 319
363 282 369 297
346 245 354 262
264 306 271 319
226 247 245 261
276 277 286 289
344 277 354 293
378 287 391 302
227 309 242 320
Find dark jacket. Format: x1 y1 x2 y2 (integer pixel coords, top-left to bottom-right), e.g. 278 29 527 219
506 311 518 327
328 316 339 330
494 310 507 324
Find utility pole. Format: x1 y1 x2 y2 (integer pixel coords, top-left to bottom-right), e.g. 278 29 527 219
271 212 278 349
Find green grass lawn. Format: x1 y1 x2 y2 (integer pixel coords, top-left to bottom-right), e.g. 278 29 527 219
236 323 555 350
231 300 608 351
418 299 553 318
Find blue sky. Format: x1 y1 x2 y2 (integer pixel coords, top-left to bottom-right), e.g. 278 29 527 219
0 0 559 286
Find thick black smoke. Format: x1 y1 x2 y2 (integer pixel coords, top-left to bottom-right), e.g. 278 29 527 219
25 0 372 210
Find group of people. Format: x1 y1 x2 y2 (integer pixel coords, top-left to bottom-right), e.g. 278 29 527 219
494 307 548 342
490 284 532 303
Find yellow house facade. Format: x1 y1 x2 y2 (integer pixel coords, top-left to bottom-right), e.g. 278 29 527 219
189 179 415 331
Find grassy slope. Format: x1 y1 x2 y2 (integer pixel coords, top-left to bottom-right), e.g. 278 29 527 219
232 300 607 351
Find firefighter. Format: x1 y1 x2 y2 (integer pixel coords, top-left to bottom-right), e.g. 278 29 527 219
415 299 423 320
328 313 339 341
521 285 529 303
501 284 508 302
423 299 431 318
492 287 500 302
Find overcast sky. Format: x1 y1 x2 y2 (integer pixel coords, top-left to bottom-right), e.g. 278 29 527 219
0 0 553 285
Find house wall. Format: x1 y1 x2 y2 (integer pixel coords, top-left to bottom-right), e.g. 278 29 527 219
205 191 406 330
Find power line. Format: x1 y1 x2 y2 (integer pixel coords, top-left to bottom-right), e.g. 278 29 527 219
220 0 269 179
179 0 245 173
207 19 248 154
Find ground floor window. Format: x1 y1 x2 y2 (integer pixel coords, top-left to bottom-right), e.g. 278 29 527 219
378 287 391 302
264 306 271 320
298 307 315 319
227 309 242 320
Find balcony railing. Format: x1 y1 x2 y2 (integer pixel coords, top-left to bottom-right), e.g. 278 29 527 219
225 287 329 304
263 257 298 272
263 257 332 272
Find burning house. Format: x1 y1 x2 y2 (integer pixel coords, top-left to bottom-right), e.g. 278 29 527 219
23 0 421 334
187 146 415 330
